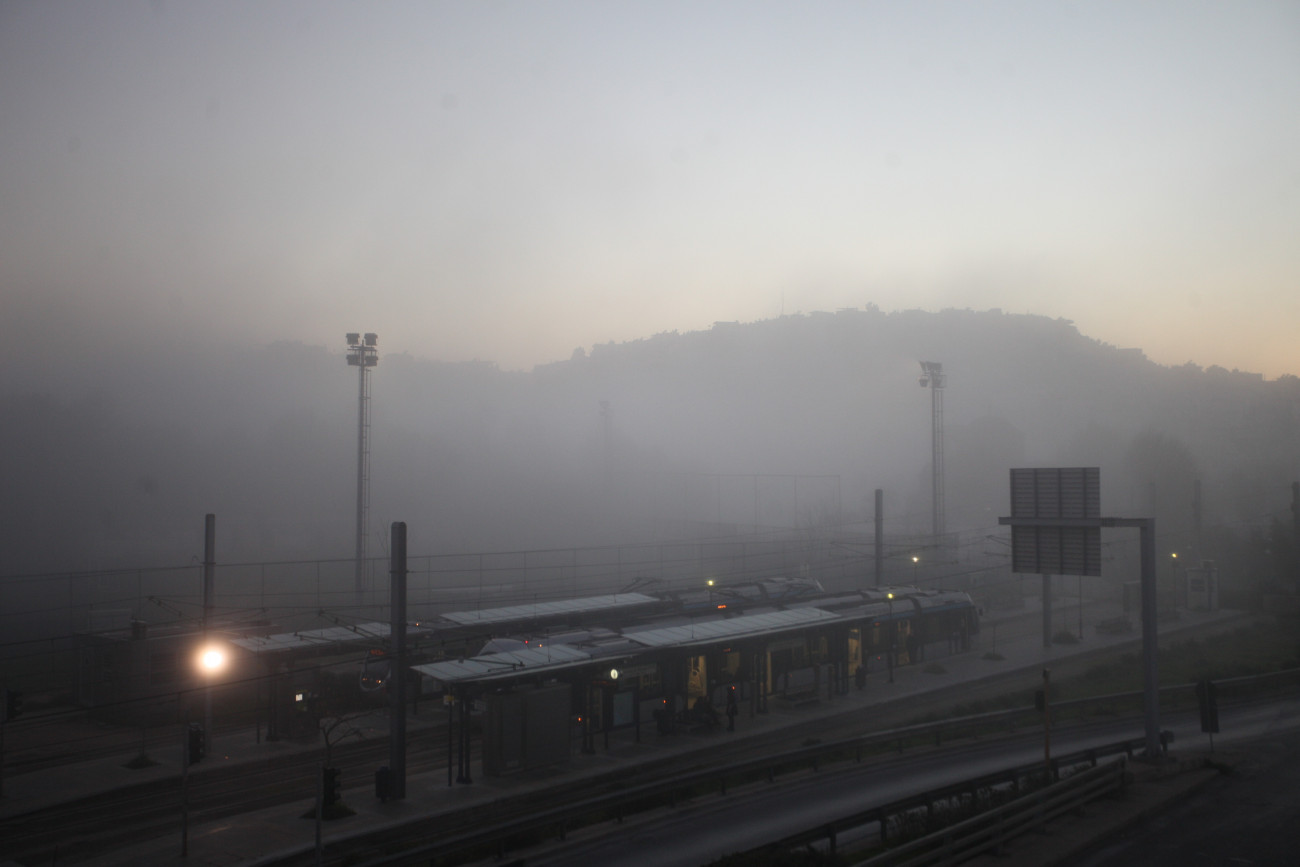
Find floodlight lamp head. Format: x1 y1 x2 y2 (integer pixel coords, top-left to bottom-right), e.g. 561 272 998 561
346 333 360 346
364 333 378 346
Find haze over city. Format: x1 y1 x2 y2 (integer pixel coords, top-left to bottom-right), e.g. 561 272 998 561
4 8 1300 863
3 0 1298 383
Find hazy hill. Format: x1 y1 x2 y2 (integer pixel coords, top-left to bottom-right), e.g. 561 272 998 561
2 308 1297 577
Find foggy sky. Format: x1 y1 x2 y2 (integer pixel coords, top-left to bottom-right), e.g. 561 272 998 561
2 1 1298 382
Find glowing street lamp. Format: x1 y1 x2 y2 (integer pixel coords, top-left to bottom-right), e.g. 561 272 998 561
911 555 920 583
198 645 227 674
885 591 896 683
196 642 228 753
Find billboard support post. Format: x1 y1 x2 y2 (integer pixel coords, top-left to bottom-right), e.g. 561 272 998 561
1001 468 1161 759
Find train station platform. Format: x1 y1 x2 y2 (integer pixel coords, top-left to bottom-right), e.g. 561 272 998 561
0 599 1252 866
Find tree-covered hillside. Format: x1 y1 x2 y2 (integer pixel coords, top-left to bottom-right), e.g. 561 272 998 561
2 309 1296 596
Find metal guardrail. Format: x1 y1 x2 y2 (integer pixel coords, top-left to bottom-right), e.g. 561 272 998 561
849 758 1128 867
750 738 1142 864
356 727 1150 867
353 667 1299 867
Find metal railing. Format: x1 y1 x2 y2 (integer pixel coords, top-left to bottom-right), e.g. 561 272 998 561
341 667 1299 866
849 758 1128 867
354 720 1151 867
750 740 1139 864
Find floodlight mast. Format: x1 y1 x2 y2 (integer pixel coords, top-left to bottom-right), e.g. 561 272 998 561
346 333 379 608
919 361 946 539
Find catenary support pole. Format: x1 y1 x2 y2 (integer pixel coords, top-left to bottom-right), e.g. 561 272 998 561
203 514 215 746
1292 482 1300 593
1138 518 1161 757
874 488 884 587
389 522 407 800
1041 573 1052 649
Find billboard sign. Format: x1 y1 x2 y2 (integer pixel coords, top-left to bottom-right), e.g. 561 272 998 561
1009 467 1101 576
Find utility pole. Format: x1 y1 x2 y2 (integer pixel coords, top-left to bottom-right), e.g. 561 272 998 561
874 488 884 587
203 514 215 744
389 522 407 800
918 362 946 540
1292 482 1300 593
600 399 613 496
1042 574 1052 649
346 333 378 609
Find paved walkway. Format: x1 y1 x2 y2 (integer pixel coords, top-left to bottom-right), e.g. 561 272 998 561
0 601 1250 866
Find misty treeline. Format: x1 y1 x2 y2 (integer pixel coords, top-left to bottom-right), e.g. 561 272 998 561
2 308 1297 601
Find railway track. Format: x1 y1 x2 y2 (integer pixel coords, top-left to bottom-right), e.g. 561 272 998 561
0 678 972 866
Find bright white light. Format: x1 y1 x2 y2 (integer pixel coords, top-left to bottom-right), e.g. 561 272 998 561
198 646 227 673
609 668 620 680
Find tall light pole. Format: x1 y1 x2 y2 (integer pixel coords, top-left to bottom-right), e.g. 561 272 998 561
346 333 378 609
919 361 946 541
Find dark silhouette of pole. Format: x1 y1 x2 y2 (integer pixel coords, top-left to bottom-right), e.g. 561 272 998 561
1292 482 1300 593
874 488 884 587
918 361 946 539
389 521 407 800
1137 517 1160 756
203 514 215 744
1042 574 1052 648
346 332 378 609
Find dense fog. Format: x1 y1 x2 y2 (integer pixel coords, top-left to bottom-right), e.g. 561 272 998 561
3 309 1296 594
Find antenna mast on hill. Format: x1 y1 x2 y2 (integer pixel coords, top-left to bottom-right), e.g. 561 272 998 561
919 361 946 541
346 332 379 608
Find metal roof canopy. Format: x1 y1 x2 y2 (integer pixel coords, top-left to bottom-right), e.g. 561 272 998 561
625 607 841 649
440 593 660 627
415 608 845 688
230 622 399 655
413 644 591 685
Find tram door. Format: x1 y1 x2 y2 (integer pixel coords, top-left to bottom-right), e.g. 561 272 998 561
847 628 863 677
687 655 707 701
896 620 914 665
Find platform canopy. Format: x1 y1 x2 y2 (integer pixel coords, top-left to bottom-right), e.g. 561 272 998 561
230 622 407 655
440 593 660 627
413 644 592 686
624 607 842 649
